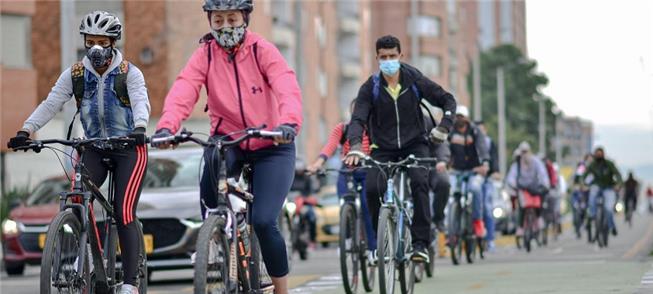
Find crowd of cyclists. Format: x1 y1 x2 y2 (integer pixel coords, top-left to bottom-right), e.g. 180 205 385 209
5 1 648 293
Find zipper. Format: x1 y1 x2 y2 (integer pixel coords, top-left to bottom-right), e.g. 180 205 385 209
230 54 249 149
97 76 108 137
392 88 410 149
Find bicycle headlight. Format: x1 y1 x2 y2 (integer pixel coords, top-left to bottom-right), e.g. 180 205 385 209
492 207 504 219
2 219 19 235
285 202 296 215
615 202 624 213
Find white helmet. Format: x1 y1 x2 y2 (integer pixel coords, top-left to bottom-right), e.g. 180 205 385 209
456 105 470 118
79 11 122 40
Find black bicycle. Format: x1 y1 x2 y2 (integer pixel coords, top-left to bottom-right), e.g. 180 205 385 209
152 126 281 294
13 137 148 294
319 168 376 294
446 171 484 265
589 189 610 248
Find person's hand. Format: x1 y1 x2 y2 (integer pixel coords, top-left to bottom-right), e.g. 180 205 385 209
436 161 447 173
429 126 449 144
7 131 31 150
128 127 147 145
344 144 365 166
306 158 325 175
474 163 489 177
273 124 296 144
151 128 175 149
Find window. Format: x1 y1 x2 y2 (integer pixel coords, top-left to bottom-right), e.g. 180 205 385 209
271 0 292 25
409 15 440 38
418 55 442 78
1 14 31 68
318 69 328 98
314 16 326 48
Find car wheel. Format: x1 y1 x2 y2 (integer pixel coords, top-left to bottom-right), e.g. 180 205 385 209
5 261 25 276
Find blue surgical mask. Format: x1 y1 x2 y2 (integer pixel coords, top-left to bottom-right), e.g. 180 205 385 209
379 59 401 76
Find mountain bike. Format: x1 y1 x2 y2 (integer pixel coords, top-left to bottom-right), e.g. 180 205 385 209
446 171 480 265
152 126 281 294
14 137 148 294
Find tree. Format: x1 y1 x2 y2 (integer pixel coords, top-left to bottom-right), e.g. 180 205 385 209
468 44 559 162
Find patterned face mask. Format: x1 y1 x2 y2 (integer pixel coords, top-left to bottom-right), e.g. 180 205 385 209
86 44 113 68
211 24 246 50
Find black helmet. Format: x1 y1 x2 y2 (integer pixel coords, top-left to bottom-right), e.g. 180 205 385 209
203 0 253 13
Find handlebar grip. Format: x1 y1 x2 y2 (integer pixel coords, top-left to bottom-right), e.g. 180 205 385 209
150 135 177 144
258 130 283 138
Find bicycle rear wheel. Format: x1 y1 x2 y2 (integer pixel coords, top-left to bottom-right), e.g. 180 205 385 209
377 207 397 294
40 210 90 294
193 214 234 294
424 242 435 278
339 204 360 294
523 210 535 253
360 216 376 293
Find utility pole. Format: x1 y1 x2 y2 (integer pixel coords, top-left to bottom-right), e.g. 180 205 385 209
538 95 546 156
497 67 506 175
473 46 481 120
410 0 419 65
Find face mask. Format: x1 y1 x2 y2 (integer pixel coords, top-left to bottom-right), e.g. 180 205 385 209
211 24 246 50
379 59 401 76
86 45 113 68
454 118 467 130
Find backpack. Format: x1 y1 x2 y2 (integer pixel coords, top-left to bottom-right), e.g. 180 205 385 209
68 60 131 139
370 73 438 133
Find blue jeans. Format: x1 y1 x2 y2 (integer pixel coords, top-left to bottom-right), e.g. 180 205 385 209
200 143 295 277
589 185 616 230
482 179 496 241
337 170 377 251
449 171 484 221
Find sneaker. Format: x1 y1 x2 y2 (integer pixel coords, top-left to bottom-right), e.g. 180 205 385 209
612 227 618 236
411 243 429 263
473 220 486 238
367 250 378 266
119 284 139 294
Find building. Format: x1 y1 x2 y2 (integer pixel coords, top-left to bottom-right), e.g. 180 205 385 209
478 0 527 54
555 116 594 168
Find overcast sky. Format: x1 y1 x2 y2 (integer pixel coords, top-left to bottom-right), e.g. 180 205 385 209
527 0 653 168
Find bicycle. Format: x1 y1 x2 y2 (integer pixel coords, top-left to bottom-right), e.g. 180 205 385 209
624 196 636 228
571 187 588 239
588 189 610 248
517 189 542 253
361 155 436 294
318 168 376 294
13 137 148 294
446 171 482 265
151 126 281 294
541 195 561 246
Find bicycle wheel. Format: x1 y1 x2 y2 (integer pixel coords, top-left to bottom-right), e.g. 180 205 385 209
424 242 435 278
40 211 90 294
446 202 461 265
193 215 234 294
278 212 293 270
398 221 414 294
359 216 375 293
377 207 397 294
523 210 534 253
463 212 476 264
136 221 148 293
339 204 360 294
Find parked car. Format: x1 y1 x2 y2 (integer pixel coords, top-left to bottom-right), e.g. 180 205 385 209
492 181 516 235
1 148 204 277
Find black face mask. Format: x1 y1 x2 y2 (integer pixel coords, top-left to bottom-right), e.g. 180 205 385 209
86 45 113 68
454 119 467 131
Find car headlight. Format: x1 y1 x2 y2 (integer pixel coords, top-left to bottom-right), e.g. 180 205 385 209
492 207 504 219
2 219 18 235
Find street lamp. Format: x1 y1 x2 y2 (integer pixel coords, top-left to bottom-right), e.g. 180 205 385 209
551 105 562 164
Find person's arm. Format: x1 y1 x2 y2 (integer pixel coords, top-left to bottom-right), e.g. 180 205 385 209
490 141 500 174
22 68 74 134
347 81 372 148
319 123 345 160
506 162 518 188
610 161 623 187
257 40 303 132
416 77 456 132
126 65 151 129
536 159 551 189
474 127 490 167
156 45 209 134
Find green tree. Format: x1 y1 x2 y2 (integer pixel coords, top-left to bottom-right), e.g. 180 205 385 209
468 44 559 162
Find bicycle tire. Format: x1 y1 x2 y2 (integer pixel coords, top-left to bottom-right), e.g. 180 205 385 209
359 214 376 293
339 204 360 294
425 243 435 278
523 209 534 253
398 220 414 294
377 207 397 294
136 221 148 294
40 210 90 294
447 201 461 265
193 215 234 294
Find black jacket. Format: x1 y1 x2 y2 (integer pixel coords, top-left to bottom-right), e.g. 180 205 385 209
348 63 457 151
449 122 490 171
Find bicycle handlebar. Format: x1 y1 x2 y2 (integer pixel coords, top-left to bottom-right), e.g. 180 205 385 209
150 126 282 148
13 137 136 152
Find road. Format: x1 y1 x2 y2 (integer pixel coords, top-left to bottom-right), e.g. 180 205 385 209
3 212 653 294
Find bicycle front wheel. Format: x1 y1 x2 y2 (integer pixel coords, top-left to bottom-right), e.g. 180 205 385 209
40 210 90 294
377 207 397 294
398 221 415 294
339 203 360 294
193 215 234 294
359 215 375 293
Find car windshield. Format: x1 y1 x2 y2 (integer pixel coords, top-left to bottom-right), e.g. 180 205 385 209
26 178 70 205
142 150 202 190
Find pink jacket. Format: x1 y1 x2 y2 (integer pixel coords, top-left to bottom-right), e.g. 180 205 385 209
157 32 302 150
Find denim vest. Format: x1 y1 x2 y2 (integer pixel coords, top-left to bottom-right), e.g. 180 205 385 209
79 65 134 138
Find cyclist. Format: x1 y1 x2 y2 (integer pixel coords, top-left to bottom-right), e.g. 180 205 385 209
421 105 451 234
344 35 457 263
447 105 490 239
623 172 639 219
505 142 550 238
306 99 377 262
7 11 150 294
583 147 622 236
476 120 500 252
151 1 302 292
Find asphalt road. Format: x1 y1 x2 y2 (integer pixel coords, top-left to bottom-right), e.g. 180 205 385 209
3 211 653 294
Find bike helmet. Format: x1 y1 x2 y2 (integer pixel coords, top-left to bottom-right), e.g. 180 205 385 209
79 11 122 40
456 105 470 118
203 0 253 13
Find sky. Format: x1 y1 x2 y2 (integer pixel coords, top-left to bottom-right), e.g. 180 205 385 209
526 0 653 169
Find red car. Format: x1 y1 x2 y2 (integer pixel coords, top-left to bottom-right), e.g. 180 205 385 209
1 176 68 275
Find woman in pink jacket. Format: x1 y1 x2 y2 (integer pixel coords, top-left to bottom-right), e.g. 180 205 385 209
152 0 301 292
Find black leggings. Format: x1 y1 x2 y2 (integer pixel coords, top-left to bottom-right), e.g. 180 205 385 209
82 145 147 286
